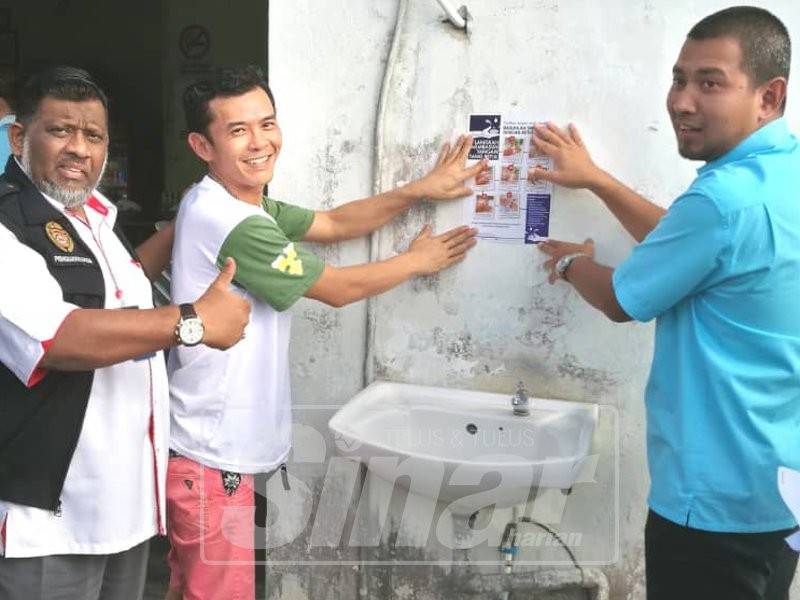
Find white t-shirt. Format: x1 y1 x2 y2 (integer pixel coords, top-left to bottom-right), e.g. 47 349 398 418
168 176 321 473
0 191 169 558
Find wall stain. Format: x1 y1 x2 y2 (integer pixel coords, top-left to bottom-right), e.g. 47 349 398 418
313 128 357 210
302 308 342 346
556 353 617 395
513 283 571 357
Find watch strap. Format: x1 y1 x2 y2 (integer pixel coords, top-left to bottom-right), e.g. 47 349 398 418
179 303 197 320
556 252 589 279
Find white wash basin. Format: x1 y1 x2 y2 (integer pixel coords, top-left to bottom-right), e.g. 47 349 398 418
328 381 598 514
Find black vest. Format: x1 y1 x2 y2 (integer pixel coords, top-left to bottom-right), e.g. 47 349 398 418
0 157 139 511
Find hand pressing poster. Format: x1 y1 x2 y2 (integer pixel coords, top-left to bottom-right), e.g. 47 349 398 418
467 114 554 244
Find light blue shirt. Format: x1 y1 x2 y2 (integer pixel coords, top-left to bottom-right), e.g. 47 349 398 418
0 114 14 173
613 118 800 532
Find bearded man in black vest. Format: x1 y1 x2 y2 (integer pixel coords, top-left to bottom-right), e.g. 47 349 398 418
0 66 250 600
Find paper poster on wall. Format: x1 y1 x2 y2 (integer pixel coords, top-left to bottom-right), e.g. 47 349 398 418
466 114 554 244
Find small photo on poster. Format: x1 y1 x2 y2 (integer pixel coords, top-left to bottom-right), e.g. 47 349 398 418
500 163 520 183
528 129 545 158
502 134 524 160
498 190 520 218
475 164 494 187
474 192 495 219
526 157 554 192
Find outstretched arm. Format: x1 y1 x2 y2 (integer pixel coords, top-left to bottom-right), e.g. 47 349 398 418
305 225 477 307
304 136 487 243
529 123 665 242
42 259 250 370
537 238 631 323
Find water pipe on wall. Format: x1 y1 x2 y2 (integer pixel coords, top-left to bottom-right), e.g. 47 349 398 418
434 0 470 31
365 0 472 385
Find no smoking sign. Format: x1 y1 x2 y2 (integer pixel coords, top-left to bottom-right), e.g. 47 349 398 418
179 25 211 60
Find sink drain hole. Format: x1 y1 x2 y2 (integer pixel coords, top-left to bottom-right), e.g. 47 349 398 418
466 423 478 435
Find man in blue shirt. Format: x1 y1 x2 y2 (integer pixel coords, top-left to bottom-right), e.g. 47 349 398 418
530 7 799 599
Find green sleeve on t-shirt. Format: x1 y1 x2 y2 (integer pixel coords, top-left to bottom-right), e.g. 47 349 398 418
217 214 324 312
261 197 316 241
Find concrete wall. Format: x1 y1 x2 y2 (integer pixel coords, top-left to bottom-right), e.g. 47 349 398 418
268 1 800 599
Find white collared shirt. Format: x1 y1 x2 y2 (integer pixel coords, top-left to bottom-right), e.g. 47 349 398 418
0 186 169 558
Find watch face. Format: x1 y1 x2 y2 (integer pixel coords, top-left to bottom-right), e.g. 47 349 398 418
179 318 204 346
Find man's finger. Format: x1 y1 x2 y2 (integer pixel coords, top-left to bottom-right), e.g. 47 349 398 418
546 122 572 145
457 134 474 163
528 167 557 184
447 238 478 257
464 159 487 179
569 123 585 147
215 257 237 287
531 134 558 157
538 244 557 257
442 226 473 240
415 224 433 240
436 142 450 167
444 135 464 163
447 185 473 199
534 125 566 148
444 252 469 268
538 240 567 255
439 225 475 242
445 229 479 249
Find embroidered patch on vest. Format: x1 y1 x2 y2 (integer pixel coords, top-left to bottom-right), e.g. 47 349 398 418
271 242 304 276
45 221 74 253
184 479 193 490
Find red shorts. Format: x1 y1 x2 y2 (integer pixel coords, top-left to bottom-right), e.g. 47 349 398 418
165 455 255 600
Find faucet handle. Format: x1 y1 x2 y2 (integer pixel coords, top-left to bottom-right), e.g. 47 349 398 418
512 382 530 416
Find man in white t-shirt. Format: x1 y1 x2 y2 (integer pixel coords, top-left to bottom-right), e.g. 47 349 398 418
165 64 484 599
0 66 250 600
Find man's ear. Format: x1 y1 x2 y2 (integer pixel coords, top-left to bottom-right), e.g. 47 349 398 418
759 77 788 119
9 122 25 157
187 131 214 162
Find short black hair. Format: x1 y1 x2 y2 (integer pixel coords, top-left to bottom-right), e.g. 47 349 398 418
688 6 791 88
183 64 275 137
16 66 109 125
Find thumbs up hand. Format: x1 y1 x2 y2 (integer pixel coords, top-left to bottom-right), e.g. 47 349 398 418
193 257 251 349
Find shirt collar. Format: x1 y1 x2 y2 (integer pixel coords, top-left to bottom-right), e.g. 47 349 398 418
0 114 14 127
698 117 791 175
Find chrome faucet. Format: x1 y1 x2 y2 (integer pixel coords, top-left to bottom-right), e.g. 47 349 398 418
511 381 530 416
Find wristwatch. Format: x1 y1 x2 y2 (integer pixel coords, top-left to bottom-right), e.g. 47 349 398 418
175 303 204 346
555 252 589 280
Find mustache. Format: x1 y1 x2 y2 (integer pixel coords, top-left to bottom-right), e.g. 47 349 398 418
21 137 108 210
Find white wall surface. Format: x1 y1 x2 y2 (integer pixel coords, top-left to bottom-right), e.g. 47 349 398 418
269 1 800 598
